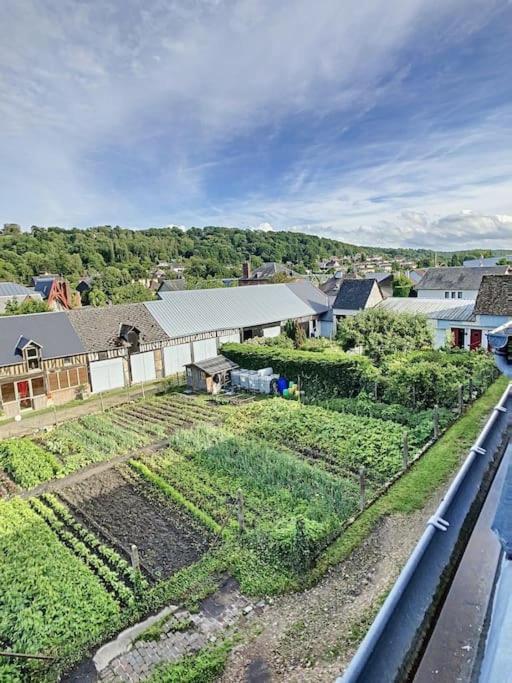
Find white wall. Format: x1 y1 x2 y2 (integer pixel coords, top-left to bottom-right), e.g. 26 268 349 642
262 325 281 338
218 332 241 345
417 289 478 300
163 343 192 375
192 338 218 362
131 351 157 384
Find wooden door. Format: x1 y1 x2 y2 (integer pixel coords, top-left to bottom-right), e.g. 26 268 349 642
16 380 31 409
469 329 482 351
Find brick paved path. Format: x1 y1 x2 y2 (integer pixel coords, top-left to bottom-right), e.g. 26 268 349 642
98 579 252 682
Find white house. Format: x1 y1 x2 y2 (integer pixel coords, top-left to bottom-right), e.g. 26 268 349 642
414 266 508 300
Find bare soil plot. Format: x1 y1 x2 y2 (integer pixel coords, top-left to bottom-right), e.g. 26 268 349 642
62 466 210 580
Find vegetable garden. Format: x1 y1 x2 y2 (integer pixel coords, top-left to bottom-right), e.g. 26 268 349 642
0 350 502 681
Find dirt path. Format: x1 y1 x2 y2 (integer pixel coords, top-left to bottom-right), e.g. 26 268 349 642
220 494 442 683
17 439 169 499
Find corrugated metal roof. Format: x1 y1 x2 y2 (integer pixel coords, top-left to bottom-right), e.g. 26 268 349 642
377 297 475 321
186 355 239 375
0 282 33 297
0 311 86 366
146 283 327 339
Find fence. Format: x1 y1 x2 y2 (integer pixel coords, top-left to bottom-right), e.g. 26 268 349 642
337 381 512 683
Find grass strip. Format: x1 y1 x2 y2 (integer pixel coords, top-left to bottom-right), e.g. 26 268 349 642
147 638 235 683
310 375 509 582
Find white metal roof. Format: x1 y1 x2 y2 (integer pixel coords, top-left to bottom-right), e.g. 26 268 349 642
146 283 327 339
376 297 476 322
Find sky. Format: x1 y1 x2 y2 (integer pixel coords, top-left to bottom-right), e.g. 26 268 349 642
2 0 512 250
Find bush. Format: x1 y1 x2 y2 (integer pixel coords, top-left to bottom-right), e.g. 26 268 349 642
243 333 294 348
0 439 62 487
337 308 433 364
222 343 379 398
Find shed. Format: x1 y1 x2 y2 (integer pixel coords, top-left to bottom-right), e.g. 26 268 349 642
185 355 239 394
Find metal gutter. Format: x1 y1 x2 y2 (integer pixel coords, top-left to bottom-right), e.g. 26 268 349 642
337 382 512 683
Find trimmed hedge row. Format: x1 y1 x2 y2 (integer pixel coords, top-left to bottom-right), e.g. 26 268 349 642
221 343 378 397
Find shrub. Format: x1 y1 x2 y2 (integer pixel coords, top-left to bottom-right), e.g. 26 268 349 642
222 343 379 398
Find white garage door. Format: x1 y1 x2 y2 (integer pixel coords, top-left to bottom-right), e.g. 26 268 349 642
163 343 192 376
192 338 218 362
131 351 157 384
219 332 240 345
263 325 281 338
90 358 125 394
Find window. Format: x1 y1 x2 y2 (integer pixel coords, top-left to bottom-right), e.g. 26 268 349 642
451 291 456 299
31 377 45 396
457 291 463 299
48 373 59 392
78 367 88 385
24 346 41 370
1 382 16 403
58 370 70 389
445 292 450 299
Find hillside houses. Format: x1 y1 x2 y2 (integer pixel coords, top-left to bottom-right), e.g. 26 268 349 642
414 266 508 300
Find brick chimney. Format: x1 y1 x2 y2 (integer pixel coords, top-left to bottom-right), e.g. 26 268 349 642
242 261 251 279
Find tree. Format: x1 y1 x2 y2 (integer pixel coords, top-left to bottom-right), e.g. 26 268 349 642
337 309 433 364
268 272 294 284
3 299 49 315
392 273 413 297
111 283 155 304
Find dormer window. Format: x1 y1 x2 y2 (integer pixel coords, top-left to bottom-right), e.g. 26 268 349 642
25 345 41 370
118 324 141 353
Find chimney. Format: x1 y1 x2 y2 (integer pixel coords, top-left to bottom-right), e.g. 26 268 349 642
242 261 251 279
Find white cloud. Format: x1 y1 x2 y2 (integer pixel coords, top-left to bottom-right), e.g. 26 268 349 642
254 222 274 232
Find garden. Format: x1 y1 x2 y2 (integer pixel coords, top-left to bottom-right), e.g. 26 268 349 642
0 333 503 681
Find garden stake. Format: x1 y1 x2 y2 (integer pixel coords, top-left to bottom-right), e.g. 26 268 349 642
359 466 366 511
402 431 409 470
433 404 440 439
130 544 141 573
458 384 464 415
237 488 245 534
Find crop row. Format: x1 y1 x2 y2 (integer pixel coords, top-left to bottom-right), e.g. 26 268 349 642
226 399 407 484
0 498 121 681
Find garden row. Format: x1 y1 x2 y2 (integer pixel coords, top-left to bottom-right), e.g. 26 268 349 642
0 393 216 490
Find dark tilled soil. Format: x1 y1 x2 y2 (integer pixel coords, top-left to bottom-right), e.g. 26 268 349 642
62 466 210 579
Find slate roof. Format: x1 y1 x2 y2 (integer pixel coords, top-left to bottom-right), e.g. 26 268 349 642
333 279 378 311
147 283 328 339
463 255 512 267
474 275 512 317
415 266 508 291
377 297 475 322
242 262 300 280
364 272 393 283
33 277 55 299
0 282 33 297
157 279 187 294
186 355 239 375
67 303 169 353
0 311 85 367
319 273 344 297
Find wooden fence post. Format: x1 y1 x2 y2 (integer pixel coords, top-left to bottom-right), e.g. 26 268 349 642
468 377 474 404
130 544 140 573
402 431 409 470
100 392 105 412
237 488 245 534
433 404 440 440
458 384 464 415
359 466 366 512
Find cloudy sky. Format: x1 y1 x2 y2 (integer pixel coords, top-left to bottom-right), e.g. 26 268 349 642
2 0 512 249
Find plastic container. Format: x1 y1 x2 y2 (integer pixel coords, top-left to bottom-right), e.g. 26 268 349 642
257 367 273 376
283 388 290 398
231 370 241 387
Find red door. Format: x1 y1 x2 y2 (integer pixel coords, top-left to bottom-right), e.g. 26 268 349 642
470 329 482 351
16 380 31 409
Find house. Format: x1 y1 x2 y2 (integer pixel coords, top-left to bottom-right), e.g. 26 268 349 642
364 272 393 298
238 261 301 286
185 356 239 394
404 269 426 286
76 276 94 296
319 271 345 303
156 279 186 295
332 279 383 322
33 275 80 309
414 266 509 300
146 281 329 376
67 303 170 393
0 282 43 313
0 312 88 417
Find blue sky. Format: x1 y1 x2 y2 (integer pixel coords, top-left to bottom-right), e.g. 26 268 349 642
1 0 512 249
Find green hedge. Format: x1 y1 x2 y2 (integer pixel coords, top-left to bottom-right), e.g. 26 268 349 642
222 343 379 398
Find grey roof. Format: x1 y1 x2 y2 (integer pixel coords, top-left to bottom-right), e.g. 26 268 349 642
146 283 327 339
0 282 33 297
67 303 169 352
186 355 239 375
0 311 85 367
463 255 512 267
286 281 329 314
333 279 378 311
415 266 508 291
364 272 393 283
33 277 55 299
474 275 512 317
241 262 300 280
157 279 186 294
319 272 344 297
377 297 475 322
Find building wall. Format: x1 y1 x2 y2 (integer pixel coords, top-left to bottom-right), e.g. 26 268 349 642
417 289 478 300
